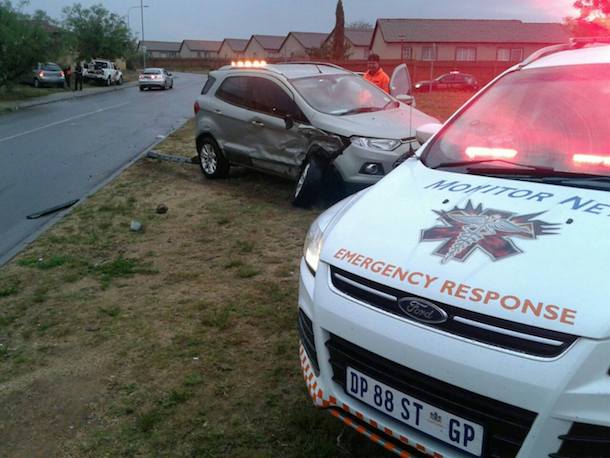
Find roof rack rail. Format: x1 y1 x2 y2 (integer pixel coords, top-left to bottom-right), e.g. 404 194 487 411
519 36 610 68
274 61 346 70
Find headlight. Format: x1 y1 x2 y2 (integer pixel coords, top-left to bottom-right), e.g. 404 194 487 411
302 191 367 275
351 136 401 152
303 219 324 274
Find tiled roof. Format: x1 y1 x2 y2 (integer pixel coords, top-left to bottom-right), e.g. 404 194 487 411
250 35 286 51
345 28 374 47
222 38 249 52
181 40 223 52
288 32 329 49
376 19 569 44
138 40 181 52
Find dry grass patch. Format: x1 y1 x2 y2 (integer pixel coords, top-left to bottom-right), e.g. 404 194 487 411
0 121 390 457
0 90 471 457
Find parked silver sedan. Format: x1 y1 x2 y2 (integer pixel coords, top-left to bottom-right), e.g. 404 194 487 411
138 68 174 91
29 62 66 88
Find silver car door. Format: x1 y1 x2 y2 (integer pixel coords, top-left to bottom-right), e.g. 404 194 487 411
212 75 259 162
247 76 309 177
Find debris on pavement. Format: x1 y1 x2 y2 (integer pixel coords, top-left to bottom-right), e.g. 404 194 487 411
147 150 196 165
26 199 80 220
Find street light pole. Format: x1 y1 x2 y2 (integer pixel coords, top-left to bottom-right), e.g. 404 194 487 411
140 0 146 69
126 5 148 68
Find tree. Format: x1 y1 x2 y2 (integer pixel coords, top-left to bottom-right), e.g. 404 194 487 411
62 3 134 60
347 20 373 30
566 0 610 36
332 0 345 60
0 1 53 87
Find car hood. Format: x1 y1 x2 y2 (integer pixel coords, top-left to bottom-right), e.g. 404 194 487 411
321 160 610 339
312 106 438 140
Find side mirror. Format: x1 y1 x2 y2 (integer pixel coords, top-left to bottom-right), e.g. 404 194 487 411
416 123 443 145
284 114 294 130
396 94 414 106
168 72 173 77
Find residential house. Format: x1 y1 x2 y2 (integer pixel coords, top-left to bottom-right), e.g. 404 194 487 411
179 40 223 59
322 27 374 60
243 35 285 59
137 40 181 58
279 32 329 59
218 38 249 60
370 19 569 62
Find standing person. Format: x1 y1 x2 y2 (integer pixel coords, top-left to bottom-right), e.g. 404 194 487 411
74 62 83 91
363 53 390 93
63 65 72 89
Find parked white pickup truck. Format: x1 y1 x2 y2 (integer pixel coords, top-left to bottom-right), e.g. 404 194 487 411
83 59 123 86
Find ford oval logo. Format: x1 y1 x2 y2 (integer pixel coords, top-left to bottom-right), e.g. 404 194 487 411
397 297 448 324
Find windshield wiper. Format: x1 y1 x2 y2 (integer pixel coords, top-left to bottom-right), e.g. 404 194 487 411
431 158 555 174
338 106 381 116
430 159 610 189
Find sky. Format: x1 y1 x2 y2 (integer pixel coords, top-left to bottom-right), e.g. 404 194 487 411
25 0 577 42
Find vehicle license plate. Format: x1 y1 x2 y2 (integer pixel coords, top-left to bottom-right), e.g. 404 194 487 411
346 367 485 456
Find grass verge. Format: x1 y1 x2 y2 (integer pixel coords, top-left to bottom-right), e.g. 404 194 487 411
0 91 467 457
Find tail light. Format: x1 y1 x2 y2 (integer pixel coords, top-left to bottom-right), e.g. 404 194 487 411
38 71 45 78
194 101 201 114
59 71 65 78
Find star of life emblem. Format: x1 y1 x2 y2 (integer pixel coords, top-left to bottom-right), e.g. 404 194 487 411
420 201 560 263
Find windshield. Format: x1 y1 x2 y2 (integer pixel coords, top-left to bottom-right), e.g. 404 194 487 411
42 63 61 71
290 74 396 116
423 64 610 182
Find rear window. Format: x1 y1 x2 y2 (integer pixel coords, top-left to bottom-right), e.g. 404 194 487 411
94 61 109 69
202 76 216 95
43 63 61 71
144 69 161 74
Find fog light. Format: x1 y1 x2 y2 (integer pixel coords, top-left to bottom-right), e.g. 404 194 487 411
359 162 384 175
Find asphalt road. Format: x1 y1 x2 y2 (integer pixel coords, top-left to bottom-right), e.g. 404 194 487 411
0 72 205 265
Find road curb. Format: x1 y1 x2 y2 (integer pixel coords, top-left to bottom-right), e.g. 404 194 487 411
0 117 192 267
1 81 139 112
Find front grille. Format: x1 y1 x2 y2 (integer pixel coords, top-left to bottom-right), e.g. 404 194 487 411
330 266 577 358
550 422 610 458
327 334 537 458
298 308 319 375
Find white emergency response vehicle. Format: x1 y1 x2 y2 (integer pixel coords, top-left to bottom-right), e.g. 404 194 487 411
298 38 610 457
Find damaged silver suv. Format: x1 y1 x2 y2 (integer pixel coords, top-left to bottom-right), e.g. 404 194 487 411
193 62 438 206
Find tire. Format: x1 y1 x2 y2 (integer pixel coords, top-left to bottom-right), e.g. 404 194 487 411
34 79 40 88
106 77 111 87
197 136 229 179
291 157 323 208
118 76 123 86
139 86 144 91
59 82 66 89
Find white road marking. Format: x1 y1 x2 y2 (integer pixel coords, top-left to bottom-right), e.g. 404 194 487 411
0 102 130 144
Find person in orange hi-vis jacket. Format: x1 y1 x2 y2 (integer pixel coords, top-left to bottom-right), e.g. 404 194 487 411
363 53 390 93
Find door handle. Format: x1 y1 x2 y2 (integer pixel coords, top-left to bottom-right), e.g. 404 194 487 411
252 121 265 127
214 109 223 114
